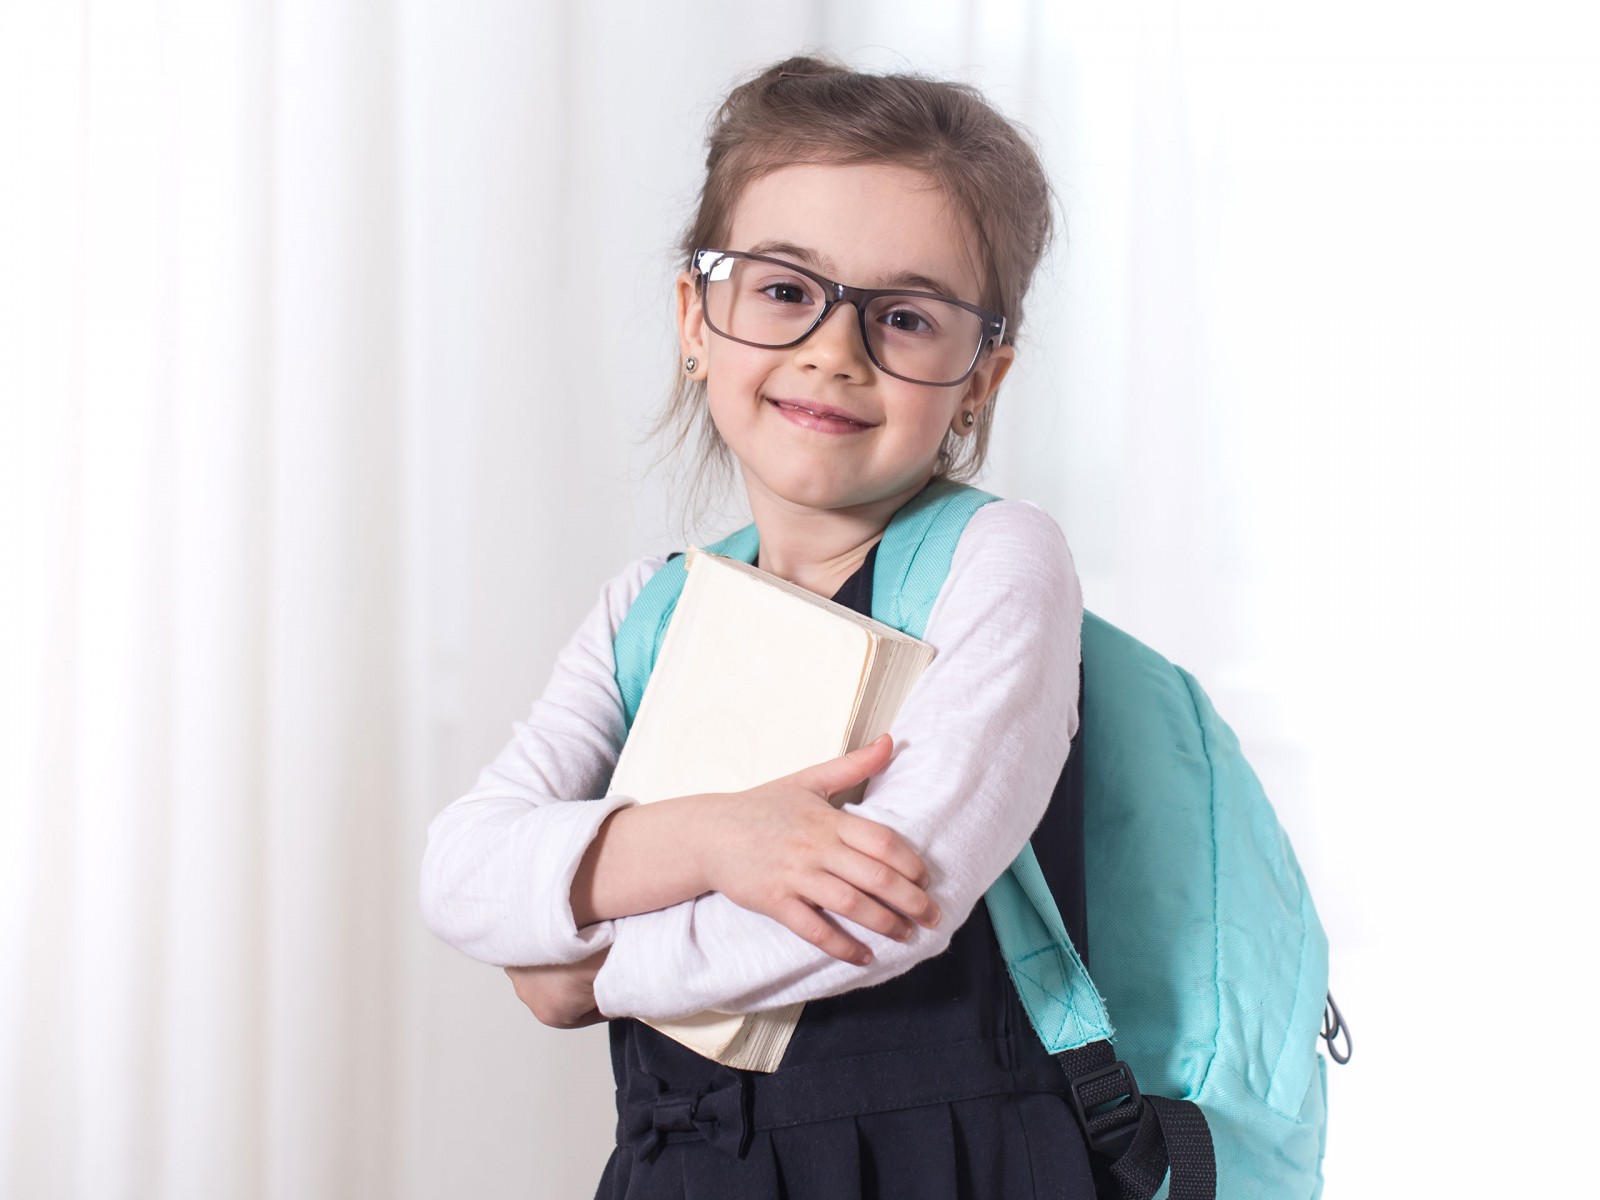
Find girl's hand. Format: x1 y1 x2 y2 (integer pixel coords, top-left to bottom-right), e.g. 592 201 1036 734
695 734 941 966
505 947 610 1028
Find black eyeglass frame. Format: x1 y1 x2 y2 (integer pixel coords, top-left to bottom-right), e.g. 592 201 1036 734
690 248 1007 388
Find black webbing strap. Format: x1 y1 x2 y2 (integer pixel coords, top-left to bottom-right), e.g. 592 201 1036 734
1059 1041 1216 1200
1137 1098 1215 1200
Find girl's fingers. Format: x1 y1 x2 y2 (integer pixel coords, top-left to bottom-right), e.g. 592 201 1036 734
794 733 894 799
827 846 941 930
771 896 872 965
804 870 917 942
836 812 932 893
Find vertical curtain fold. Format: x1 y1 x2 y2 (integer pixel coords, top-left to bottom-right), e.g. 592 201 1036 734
4 1 408 1195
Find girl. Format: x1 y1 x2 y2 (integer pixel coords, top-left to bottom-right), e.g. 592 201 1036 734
421 56 1092 1198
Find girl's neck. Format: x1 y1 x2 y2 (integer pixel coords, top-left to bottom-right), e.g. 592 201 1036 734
748 473 934 599
756 529 878 599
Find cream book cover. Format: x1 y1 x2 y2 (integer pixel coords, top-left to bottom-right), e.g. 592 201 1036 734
607 547 936 1072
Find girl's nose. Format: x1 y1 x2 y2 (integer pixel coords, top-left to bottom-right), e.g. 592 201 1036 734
793 303 874 380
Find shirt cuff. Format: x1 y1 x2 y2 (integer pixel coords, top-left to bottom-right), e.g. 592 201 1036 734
420 791 637 966
591 899 701 1018
528 794 637 963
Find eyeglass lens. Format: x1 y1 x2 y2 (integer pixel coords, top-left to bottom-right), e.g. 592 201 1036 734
702 255 985 385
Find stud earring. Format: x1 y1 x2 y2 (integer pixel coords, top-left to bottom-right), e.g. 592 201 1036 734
684 356 698 374
962 411 975 428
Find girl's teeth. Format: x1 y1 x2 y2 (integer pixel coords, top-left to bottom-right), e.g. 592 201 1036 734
783 402 854 423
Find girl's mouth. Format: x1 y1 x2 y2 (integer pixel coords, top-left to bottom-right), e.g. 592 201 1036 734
767 398 876 433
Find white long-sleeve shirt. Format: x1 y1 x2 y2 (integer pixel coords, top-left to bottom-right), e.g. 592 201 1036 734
419 499 1082 1021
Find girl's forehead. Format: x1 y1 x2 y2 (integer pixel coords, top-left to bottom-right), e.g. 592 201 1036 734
724 162 985 301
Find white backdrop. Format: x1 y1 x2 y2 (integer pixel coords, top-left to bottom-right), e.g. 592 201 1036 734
3 1 1597 1197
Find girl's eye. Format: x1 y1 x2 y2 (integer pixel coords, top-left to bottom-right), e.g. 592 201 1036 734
879 305 936 336
756 279 816 305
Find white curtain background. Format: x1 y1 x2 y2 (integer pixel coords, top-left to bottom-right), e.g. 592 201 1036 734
2 1 1596 1196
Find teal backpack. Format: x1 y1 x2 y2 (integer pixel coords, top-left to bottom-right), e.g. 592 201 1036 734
612 480 1345 1200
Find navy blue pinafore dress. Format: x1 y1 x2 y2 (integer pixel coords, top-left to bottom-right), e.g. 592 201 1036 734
596 546 1096 1200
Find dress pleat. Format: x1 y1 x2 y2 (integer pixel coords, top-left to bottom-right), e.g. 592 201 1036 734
858 1106 962 1200
770 1113 863 1198
942 1100 974 1200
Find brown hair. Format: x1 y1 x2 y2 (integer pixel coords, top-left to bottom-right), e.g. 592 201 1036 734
654 55 1055 520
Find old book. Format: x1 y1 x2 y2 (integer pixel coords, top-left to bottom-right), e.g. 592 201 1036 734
606 546 936 1072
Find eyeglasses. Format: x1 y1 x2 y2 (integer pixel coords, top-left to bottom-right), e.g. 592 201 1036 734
690 248 1006 387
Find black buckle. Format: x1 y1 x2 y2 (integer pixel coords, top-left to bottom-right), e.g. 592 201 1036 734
1068 1059 1143 1159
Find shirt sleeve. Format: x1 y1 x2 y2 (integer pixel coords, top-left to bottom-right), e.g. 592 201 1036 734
592 500 1082 1020
418 554 666 967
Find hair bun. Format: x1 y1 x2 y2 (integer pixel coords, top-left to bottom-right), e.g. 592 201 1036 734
765 55 844 78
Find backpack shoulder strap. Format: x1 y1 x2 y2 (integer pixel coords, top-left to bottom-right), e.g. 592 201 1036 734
871 477 1002 635
872 482 1117 1051
612 523 758 732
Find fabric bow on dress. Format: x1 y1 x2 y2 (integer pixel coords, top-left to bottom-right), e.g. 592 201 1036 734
621 1068 753 1162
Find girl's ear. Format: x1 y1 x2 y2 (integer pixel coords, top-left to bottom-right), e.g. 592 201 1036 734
952 342 1015 435
676 270 709 379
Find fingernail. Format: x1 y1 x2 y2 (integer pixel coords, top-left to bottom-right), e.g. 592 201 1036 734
927 906 942 928
857 948 873 965
895 922 913 941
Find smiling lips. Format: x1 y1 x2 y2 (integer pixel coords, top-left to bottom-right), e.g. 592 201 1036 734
767 398 877 433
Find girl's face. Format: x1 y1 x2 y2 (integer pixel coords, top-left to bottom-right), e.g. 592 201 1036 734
677 162 1012 524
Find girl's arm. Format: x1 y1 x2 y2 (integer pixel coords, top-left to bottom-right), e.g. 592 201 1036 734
418 556 666 967
419 556 933 968
570 734 939 965
590 500 1081 1020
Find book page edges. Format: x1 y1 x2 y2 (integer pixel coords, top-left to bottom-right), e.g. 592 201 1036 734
642 1001 805 1071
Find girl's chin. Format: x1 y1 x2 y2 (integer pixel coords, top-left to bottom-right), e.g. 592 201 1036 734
746 468 932 516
